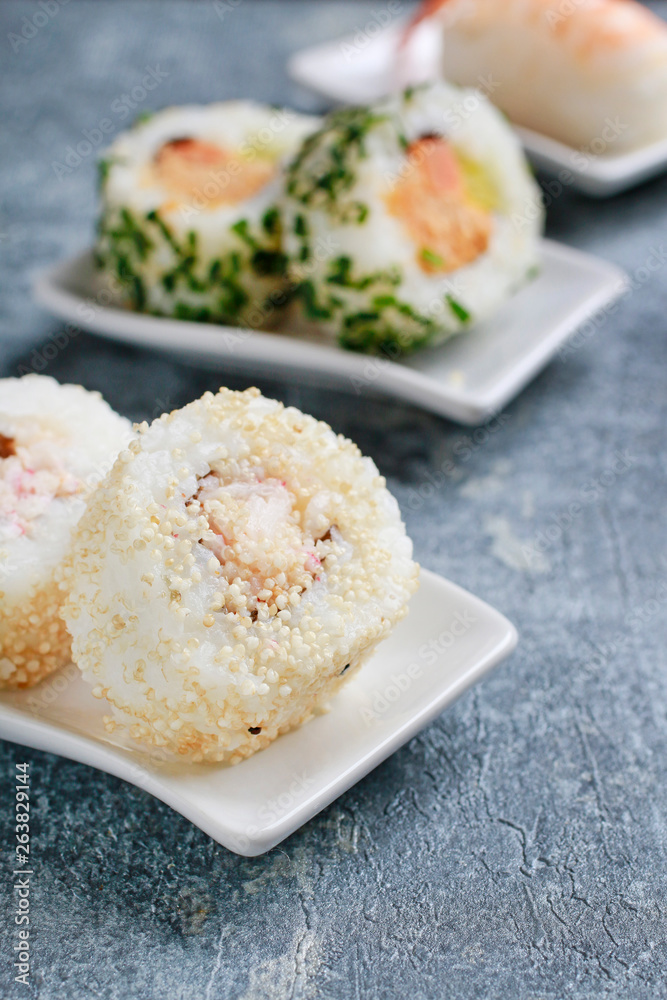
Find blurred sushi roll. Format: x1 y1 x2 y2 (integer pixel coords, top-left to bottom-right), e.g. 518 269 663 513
62 387 419 764
0 376 133 689
96 102 320 328
283 82 544 354
410 0 667 153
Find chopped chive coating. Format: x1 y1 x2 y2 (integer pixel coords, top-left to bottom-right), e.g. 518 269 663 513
97 197 289 326
132 110 154 128
420 248 444 269
261 207 280 235
282 92 488 356
446 295 471 323
286 106 388 217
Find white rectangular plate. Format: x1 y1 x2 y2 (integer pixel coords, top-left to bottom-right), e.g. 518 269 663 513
33 241 626 425
288 21 667 197
0 569 516 856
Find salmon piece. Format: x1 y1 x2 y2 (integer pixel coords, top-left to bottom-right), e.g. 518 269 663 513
386 136 492 274
154 138 275 208
411 135 465 198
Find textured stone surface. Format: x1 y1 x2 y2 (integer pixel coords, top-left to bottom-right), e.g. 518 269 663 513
1 2 667 997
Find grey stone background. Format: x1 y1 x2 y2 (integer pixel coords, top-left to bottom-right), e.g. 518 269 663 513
1 1 666 997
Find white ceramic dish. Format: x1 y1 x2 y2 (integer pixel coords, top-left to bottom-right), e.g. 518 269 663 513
0 569 516 856
33 241 626 425
287 21 667 197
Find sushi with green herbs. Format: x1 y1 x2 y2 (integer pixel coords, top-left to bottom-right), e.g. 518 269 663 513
283 82 544 355
96 102 319 328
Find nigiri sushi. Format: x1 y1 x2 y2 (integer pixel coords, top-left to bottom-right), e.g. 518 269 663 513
62 387 419 764
282 82 543 354
0 375 132 689
96 102 319 328
409 0 667 153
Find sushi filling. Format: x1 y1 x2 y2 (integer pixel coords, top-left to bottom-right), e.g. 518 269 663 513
386 135 493 274
0 420 81 541
188 468 338 620
153 138 276 208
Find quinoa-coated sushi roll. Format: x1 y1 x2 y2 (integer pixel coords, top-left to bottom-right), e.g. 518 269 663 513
0 375 133 689
283 82 544 354
96 102 319 328
62 387 419 764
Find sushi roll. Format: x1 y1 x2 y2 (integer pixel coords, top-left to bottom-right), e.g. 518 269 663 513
96 102 320 328
409 0 667 153
62 387 419 764
283 82 544 354
0 376 133 689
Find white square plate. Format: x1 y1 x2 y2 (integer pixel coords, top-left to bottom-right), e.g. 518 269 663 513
33 240 626 425
0 569 516 856
288 21 667 197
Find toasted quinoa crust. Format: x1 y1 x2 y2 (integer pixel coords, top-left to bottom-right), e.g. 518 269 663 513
0 375 133 690
62 387 419 764
0 575 71 689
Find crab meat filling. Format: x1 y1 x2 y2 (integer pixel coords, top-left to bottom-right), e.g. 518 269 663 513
188 468 338 620
153 137 276 208
0 418 81 541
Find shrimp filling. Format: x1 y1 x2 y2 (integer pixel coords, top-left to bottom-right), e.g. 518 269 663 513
187 467 338 620
153 138 276 208
386 135 494 274
0 418 81 541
